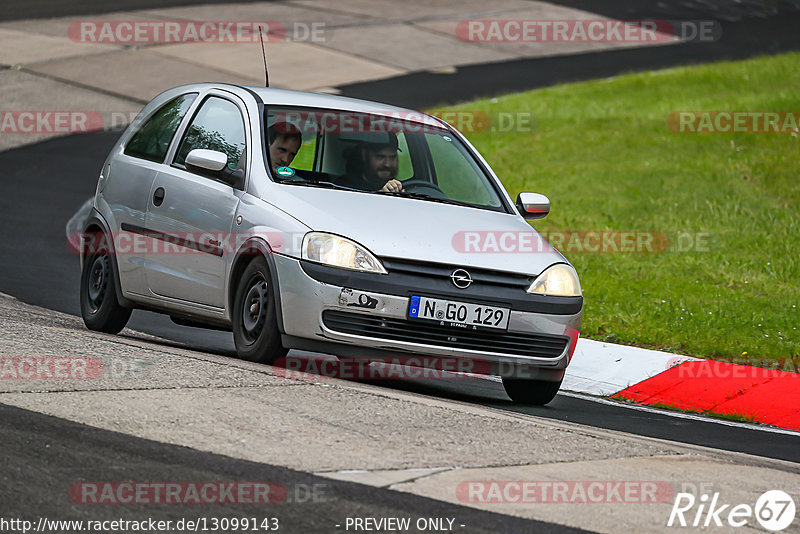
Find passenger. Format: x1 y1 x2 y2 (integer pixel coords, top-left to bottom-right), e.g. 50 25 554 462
267 123 302 174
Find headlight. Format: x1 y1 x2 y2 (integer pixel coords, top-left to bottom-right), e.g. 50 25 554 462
526 264 582 297
301 232 387 274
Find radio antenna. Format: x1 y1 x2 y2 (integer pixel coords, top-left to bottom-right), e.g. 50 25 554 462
259 25 269 87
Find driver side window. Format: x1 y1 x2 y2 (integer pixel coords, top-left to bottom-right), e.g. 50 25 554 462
174 96 246 172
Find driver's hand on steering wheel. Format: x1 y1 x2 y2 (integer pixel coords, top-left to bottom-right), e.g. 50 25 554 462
380 179 404 193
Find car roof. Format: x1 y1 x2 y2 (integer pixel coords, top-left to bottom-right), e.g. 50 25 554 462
235 84 447 129
164 83 447 128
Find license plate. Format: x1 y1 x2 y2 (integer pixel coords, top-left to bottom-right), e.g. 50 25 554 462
408 296 510 331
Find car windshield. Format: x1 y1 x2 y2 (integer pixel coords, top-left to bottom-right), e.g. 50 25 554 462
265 107 507 212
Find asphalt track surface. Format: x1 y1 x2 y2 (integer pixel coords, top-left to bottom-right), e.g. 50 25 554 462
2 126 800 464
2 1 800 527
1 403 586 534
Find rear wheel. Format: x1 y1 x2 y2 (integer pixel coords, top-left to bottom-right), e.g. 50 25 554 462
502 378 562 405
232 257 287 364
80 235 131 334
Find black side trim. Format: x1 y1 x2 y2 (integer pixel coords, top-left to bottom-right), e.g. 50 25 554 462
120 223 223 257
170 315 231 331
300 260 583 315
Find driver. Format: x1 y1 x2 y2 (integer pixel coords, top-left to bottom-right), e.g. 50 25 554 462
339 134 404 192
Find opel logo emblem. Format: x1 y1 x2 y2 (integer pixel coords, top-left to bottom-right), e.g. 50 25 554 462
450 269 473 289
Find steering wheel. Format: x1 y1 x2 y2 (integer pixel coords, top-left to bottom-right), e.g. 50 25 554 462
400 179 448 199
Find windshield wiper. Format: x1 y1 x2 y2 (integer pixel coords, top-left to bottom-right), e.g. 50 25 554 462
277 178 355 191
374 190 476 208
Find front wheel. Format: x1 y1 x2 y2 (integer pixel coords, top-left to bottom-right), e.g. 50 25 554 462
80 236 131 334
232 257 287 364
502 378 562 405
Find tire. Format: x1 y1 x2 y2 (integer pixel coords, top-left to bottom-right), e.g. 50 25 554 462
80 235 132 334
502 377 562 405
232 256 287 364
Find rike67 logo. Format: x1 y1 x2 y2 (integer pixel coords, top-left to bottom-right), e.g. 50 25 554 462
668 490 796 531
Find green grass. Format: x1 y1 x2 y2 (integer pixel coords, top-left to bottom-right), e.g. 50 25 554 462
439 52 800 366
611 395 758 424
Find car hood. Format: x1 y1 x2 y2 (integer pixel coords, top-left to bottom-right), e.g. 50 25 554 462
267 186 566 277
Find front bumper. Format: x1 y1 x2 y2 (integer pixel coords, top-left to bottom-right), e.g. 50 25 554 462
272 254 581 380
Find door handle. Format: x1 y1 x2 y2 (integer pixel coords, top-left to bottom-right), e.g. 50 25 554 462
153 187 165 206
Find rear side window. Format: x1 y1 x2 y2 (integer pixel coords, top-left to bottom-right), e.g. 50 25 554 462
124 93 197 162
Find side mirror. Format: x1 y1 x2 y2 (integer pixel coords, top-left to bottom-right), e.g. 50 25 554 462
185 148 243 188
516 192 550 219
185 149 228 172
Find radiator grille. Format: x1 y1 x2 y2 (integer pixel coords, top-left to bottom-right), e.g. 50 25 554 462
322 310 567 358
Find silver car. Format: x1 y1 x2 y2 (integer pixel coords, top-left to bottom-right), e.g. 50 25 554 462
80 83 582 405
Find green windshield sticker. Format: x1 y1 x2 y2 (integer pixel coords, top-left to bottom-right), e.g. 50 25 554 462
276 166 295 177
